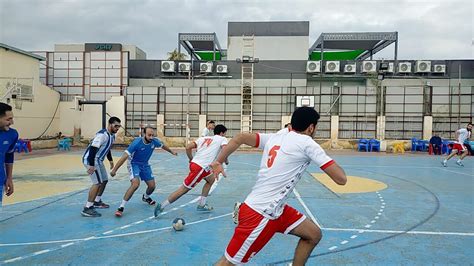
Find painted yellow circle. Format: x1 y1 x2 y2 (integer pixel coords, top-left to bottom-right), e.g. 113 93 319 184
312 173 387 194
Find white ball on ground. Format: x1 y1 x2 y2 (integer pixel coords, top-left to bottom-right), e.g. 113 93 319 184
172 218 185 231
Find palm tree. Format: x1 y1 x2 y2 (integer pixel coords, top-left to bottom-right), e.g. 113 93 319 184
167 49 187 60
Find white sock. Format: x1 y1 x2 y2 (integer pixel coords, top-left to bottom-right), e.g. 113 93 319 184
161 199 170 209
199 196 207 206
95 196 101 202
143 193 150 199
120 200 128 208
457 159 462 163
85 201 94 208
443 159 447 163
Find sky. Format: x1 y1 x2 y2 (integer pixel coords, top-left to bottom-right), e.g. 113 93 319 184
0 0 472 60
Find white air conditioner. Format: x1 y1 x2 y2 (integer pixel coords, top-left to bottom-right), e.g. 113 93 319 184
200 62 213 73
415 61 431 73
386 62 394 73
398 62 412 73
306 61 321 73
178 62 191 72
216 65 228 73
325 61 340 73
344 63 356 73
433 64 446 74
362 61 377 73
161 61 175 72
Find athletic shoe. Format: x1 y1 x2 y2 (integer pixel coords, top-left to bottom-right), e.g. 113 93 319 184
441 161 447 167
154 203 163 218
196 203 213 212
93 200 110 209
115 207 124 217
81 206 101 217
142 195 156 205
456 160 464 167
232 201 241 225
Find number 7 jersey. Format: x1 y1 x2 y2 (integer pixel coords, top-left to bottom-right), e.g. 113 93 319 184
245 130 335 220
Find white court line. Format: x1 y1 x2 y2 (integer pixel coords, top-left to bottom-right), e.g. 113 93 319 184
1 213 232 264
439 168 473 177
323 227 474 236
293 189 322 228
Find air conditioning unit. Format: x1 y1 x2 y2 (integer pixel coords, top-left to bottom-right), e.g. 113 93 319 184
161 61 175 72
415 61 431 73
178 62 191 72
216 65 228 73
200 62 213 73
344 63 356 73
306 61 321 73
325 61 340 73
386 62 394 73
362 61 377 73
433 64 446 74
398 62 412 73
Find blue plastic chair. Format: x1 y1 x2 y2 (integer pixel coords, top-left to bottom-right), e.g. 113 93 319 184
369 139 380 152
441 140 453 155
58 138 72 151
358 139 370 152
411 138 425 152
14 140 29 153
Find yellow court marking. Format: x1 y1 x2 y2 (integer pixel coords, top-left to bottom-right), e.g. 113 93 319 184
312 173 387 194
14 154 120 175
4 154 121 205
3 180 88 205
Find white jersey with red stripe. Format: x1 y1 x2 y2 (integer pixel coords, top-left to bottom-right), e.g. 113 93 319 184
245 130 334 220
456 128 471 144
192 135 228 168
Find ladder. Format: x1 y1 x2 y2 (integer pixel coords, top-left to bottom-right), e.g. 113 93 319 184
241 35 255 132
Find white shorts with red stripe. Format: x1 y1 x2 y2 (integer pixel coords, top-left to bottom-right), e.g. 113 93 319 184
224 203 306 264
183 162 212 189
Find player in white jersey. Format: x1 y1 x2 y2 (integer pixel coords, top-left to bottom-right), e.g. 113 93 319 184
201 120 215 137
442 122 472 167
81 116 121 217
211 107 347 265
154 124 228 217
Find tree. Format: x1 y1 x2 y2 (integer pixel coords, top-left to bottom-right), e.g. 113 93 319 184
167 49 187 60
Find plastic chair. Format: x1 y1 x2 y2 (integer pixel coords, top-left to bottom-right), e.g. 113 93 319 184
393 142 405 154
441 140 453 155
58 138 72 151
369 139 380 152
14 139 29 153
358 139 370 152
411 138 425 152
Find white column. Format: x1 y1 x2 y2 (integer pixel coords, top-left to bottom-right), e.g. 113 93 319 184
423 116 433 140
330 115 339 140
156 114 165 137
281 115 291 129
199 115 207 135
377 116 386 140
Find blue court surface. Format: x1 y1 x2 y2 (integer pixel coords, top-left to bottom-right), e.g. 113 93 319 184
1 150 473 265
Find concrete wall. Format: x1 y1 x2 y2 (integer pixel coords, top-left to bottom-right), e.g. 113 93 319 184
227 36 309 61
1 47 62 139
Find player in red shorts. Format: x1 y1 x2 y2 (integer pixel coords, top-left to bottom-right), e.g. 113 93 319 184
211 107 347 265
442 123 472 167
154 124 228 217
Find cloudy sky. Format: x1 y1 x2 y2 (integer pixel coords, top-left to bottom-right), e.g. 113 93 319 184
0 0 472 60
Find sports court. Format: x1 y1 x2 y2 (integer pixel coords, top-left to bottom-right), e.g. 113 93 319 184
1 149 472 265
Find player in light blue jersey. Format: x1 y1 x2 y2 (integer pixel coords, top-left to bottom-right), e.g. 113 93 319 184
0 103 18 208
81 116 121 217
110 126 177 217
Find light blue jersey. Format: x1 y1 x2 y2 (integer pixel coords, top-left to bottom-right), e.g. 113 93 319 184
125 137 163 165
